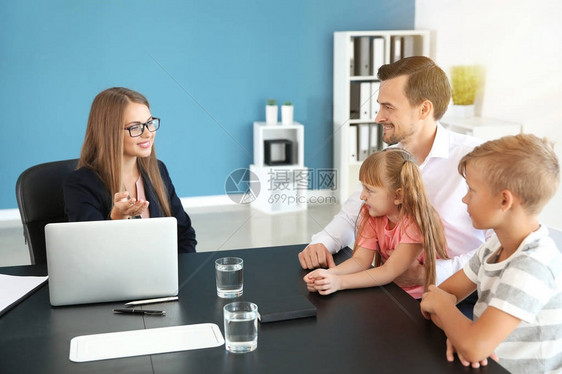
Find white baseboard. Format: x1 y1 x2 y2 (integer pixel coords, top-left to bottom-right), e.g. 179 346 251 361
0 209 20 222
0 190 336 222
180 195 239 210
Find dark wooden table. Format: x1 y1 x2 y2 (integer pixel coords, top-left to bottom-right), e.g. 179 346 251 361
0 244 508 373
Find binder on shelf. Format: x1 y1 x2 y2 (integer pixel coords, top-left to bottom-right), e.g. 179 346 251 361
370 82 380 119
360 82 371 120
391 36 402 63
349 38 355 76
369 123 380 155
371 37 385 76
354 37 371 76
350 82 360 120
402 35 416 58
349 125 358 162
358 124 370 162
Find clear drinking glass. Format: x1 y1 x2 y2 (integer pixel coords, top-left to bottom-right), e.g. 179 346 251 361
223 301 258 353
215 257 243 298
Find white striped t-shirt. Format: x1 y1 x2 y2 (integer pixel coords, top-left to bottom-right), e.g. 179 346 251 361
464 226 562 374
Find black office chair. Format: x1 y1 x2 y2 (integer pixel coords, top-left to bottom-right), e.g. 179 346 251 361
15 159 79 264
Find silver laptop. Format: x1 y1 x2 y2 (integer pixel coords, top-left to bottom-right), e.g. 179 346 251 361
45 217 178 306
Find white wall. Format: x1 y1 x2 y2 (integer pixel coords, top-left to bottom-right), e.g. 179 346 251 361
416 0 562 228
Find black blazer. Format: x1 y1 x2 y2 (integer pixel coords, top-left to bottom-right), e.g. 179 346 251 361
63 160 197 253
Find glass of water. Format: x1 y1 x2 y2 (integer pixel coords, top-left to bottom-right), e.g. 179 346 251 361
223 301 258 353
215 257 243 298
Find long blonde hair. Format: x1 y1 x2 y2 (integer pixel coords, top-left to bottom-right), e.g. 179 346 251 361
357 148 448 290
78 87 171 216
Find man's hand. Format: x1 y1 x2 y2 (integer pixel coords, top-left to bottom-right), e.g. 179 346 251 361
298 243 336 269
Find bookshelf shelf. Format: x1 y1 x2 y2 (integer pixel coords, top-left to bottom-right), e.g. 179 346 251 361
333 30 430 202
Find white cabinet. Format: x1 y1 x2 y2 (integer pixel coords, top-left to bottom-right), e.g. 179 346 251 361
440 116 522 142
250 122 307 214
333 30 430 202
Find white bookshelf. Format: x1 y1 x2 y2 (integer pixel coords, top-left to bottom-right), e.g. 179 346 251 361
440 116 522 141
333 30 430 202
250 122 307 214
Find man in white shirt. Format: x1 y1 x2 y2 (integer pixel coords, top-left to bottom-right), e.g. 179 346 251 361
299 56 485 287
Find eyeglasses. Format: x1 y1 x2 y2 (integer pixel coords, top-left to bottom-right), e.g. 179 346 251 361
124 117 160 137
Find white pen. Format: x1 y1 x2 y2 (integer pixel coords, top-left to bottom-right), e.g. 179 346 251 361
124 296 179 307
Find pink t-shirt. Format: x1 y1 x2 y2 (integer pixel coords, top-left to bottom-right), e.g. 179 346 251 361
356 214 425 298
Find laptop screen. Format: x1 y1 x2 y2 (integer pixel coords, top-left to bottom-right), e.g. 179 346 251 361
45 217 178 306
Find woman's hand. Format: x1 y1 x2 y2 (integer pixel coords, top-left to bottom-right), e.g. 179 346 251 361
110 191 149 220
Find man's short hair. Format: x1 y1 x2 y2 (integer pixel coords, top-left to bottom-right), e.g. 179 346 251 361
458 134 560 215
377 56 451 120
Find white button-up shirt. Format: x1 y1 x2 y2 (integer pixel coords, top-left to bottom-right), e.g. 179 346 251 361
310 123 486 284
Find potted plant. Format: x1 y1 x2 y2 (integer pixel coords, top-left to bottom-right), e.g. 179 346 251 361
281 101 294 125
265 99 278 125
449 65 481 118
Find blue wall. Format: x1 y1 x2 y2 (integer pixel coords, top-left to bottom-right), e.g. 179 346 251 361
0 0 414 209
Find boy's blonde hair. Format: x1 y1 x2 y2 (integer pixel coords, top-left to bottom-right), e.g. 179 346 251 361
458 134 560 215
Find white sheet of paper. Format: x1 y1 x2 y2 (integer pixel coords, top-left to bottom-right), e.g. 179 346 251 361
0 273 48 315
69 323 224 362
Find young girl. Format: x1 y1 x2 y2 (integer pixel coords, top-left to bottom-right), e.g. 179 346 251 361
63 87 197 253
304 148 448 298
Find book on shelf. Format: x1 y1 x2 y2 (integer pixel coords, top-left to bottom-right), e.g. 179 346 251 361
391 36 402 63
371 37 385 76
348 123 383 163
350 82 360 120
370 82 380 118
359 82 371 120
402 35 416 58
358 124 370 161
349 125 358 162
369 124 381 155
349 38 355 76
354 36 371 76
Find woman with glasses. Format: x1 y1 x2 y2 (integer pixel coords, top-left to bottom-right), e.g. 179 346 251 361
63 87 197 253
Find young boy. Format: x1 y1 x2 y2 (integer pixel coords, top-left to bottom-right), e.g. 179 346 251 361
420 134 562 373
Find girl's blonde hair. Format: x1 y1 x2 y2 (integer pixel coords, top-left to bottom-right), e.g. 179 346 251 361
78 87 171 216
357 148 448 290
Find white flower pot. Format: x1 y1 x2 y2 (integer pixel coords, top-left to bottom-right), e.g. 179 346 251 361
265 105 278 125
281 105 294 125
448 104 475 118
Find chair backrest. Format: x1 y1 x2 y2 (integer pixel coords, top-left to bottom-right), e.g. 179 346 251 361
15 159 79 264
